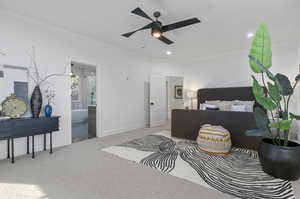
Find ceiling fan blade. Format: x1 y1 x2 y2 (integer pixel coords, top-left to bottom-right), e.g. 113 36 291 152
162 18 201 32
122 31 136 38
131 7 154 21
122 22 156 38
157 35 174 45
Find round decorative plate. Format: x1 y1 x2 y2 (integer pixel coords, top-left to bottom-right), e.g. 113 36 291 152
2 94 27 118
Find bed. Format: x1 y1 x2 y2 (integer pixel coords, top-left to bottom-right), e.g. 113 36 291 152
171 87 262 150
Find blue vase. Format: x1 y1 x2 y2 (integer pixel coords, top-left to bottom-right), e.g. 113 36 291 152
45 104 53 117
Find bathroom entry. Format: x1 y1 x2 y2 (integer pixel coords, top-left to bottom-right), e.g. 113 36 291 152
71 62 97 143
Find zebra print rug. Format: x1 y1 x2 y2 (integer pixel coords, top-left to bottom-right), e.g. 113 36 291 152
102 131 295 199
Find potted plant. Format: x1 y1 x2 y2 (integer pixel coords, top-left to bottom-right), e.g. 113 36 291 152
245 24 300 180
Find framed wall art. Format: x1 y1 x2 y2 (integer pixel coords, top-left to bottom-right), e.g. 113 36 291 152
174 85 183 99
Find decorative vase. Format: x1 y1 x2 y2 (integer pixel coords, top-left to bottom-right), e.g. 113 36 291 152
30 85 43 118
258 138 300 181
44 103 53 117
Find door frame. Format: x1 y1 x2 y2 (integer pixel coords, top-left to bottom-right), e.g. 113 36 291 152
66 58 103 144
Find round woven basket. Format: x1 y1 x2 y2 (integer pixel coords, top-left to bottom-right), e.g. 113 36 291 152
197 124 232 154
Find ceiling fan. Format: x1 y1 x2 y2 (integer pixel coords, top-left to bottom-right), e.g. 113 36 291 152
122 7 201 45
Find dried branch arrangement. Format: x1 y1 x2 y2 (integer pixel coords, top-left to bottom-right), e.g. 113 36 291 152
45 87 56 104
27 46 66 86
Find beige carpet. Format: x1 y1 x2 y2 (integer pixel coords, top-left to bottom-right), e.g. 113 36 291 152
0 125 299 199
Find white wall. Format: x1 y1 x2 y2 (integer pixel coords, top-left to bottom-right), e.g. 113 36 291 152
0 11 151 160
151 42 299 92
152 42 299 110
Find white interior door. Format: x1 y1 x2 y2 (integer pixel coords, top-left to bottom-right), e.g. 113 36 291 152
150 76 167 128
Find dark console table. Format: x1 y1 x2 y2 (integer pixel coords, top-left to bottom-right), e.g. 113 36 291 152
0 116 60 163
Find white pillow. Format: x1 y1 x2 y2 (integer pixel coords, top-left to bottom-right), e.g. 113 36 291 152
218 101 234 111
205 100 221 104
233 100 255 112
203 100 255 112
205 100 233 111
200 103 218 110
202 104 219 110
204 101 220 109
231 104 247 112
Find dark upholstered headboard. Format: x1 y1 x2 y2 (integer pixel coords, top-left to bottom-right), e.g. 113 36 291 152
197 86 259 109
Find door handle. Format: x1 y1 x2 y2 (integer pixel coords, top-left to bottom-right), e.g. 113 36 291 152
150 102 154 106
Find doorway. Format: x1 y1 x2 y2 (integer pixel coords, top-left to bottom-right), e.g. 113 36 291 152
70 61 97 143
149 76 184 128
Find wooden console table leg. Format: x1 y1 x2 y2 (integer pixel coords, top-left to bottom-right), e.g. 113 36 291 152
50 132 53 154
7 139 10 159
11 138 14 164
44 133 46 151
27 136 30 154
32 135 35 159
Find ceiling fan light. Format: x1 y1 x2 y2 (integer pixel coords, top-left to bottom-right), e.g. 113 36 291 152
153 32 161 38
152 27 162 38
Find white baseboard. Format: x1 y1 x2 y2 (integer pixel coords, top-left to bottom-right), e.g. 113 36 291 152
101 123 146 137
150 120 167 128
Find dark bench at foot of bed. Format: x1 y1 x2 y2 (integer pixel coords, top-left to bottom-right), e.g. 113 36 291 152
171 109 262 150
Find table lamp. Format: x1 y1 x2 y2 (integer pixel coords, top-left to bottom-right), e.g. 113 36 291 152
186 91 197 109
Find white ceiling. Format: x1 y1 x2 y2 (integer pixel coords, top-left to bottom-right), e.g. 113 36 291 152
1 0 299 59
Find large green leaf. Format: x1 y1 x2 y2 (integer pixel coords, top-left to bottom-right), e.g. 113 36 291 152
249 56 276 81
275 73 293 96
290 113 300 120
252 76 277 110
252 75 265 96
269 120 292 131
267 82 281 102
249 24 272 73
256 96 277 111
254 106 270 131
245 129 270 137
296 74 300 82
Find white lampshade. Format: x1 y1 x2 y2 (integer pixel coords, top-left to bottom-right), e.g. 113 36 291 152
186 91 197 99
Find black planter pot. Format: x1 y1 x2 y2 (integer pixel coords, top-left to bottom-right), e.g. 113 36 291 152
30 85 43 118
258 138 300 181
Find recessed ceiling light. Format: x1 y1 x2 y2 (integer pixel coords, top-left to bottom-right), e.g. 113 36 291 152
166 50 172 55
247 32 254 38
